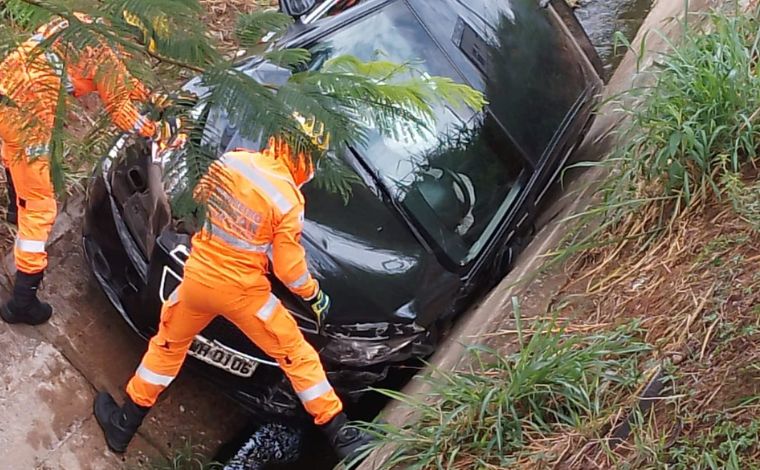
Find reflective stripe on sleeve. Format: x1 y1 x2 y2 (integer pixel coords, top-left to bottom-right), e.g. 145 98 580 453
297 379 333 403
256 294 279 321
221 154 294 214
287 272 311 290
136 363 175 387
42 51 75 94
209 223 270 253
16 238 46 253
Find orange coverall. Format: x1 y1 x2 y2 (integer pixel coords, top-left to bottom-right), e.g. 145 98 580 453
125 143 343 425
0 16 156 274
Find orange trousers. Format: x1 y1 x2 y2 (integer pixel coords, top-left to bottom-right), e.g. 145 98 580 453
0 106 56 275
126 276 343 425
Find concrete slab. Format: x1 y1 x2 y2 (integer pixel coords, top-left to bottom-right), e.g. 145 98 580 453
36 416 141 470
0 197 247 467
0 327 126 469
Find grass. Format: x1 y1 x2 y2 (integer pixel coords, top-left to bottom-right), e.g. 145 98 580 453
552 4 760 267
541 3 760 467
141 444 222 470
666 409 760 469
610 5 760 205
356 317 650 469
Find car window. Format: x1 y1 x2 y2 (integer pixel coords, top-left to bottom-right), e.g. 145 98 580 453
306 1 529 265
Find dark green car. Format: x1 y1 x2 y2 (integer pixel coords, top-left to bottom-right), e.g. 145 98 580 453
84 0 603 419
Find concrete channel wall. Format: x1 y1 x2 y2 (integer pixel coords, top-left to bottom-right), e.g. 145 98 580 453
355 0 725 467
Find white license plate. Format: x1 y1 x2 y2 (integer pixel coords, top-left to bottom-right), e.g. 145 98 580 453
188 335 258 378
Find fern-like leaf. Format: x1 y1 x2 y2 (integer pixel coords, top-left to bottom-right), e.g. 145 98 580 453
236 10 293 49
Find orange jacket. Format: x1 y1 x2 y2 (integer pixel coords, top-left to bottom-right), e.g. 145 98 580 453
185 145 319 299
0 14 156 152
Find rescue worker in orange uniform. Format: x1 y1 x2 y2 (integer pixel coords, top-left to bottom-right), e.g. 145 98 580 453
94 137 372 459
0 14 175 326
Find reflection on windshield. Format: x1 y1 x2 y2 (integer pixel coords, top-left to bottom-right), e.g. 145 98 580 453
202 0 589 267
203 105 263 153
307 2 527 264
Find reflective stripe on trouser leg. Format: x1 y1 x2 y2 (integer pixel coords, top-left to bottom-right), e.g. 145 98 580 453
295 378 343 425
125 333 188 408
226 295 343 425
9 153 56 274
126 291 206 407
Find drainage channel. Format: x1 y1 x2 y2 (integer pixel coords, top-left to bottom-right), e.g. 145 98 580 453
574 0 655 76
214 1 655 468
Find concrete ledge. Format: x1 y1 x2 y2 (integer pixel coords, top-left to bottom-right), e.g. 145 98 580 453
355 0 720 467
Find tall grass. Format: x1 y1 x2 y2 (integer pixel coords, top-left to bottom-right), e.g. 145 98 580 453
552 3 760 266
355 317 649 469
607 5 760 208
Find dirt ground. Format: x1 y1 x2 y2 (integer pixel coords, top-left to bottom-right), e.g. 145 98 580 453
0 196 248 469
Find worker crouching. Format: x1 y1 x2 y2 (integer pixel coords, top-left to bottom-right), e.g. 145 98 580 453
94 138 372 460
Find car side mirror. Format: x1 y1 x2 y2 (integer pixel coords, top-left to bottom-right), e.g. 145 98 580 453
280 0 317 18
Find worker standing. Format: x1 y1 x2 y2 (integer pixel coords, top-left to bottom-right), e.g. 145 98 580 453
94 137 372 460
0 13 176 326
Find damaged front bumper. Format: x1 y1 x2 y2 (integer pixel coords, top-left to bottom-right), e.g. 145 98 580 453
321 322 435 368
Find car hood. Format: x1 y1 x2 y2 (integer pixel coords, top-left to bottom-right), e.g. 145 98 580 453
277 173 463 328
296 218 461 328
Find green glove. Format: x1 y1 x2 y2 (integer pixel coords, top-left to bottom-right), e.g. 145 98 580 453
306 288 331 330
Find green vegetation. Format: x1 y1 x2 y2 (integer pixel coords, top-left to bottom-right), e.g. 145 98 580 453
141 444 221 470
356 318 650 469
0 0 485 198
555 5 760 261
362 3 760 469
667 411 760 470
613 7 760 204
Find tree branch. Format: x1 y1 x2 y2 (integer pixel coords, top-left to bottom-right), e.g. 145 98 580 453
18 0 207 73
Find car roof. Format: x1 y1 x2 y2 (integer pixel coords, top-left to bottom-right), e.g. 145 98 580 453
280 0 519 89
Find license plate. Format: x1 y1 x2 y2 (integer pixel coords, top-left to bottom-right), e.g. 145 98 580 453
188 335 258 378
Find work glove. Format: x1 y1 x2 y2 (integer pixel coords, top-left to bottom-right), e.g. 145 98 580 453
305 287 331 331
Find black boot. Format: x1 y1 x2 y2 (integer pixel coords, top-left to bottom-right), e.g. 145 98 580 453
1 271 52 325
321 412 373 462
5 168 17 225
94 392 150 453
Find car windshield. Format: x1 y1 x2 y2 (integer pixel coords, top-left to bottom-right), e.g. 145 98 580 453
203 1 530 266
304 1 528 265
